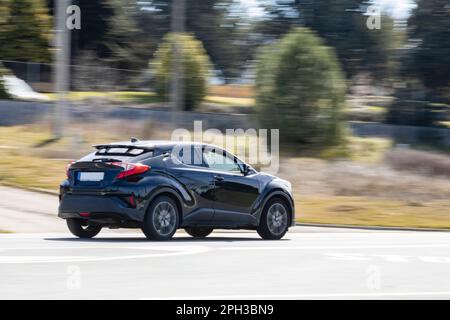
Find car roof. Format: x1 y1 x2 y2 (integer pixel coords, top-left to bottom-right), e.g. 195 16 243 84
93 140 210 150
91 140 249 166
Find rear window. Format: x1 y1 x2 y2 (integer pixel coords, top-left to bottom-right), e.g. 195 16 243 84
95 146 151 157
78 145 154 163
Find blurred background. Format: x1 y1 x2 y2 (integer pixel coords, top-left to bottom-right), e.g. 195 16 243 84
0 0 449 231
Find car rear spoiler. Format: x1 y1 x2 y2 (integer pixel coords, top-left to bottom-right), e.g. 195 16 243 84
92 144 154 156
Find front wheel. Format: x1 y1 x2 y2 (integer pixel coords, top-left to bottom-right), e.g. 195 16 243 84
142 196 179 241
257 199 289 240
184 227 213 238
66 218 102 238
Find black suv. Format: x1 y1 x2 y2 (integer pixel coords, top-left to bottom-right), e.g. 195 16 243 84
59 140 295 240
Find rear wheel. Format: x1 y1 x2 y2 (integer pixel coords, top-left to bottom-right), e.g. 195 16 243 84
66 218 102 238
184 227 213 238
142 196 179 241
257 199 289 240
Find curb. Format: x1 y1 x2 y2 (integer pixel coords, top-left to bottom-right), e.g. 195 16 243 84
0 183 59 196
296 222 450 232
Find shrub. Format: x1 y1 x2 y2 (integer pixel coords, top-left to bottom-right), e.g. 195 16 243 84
151 33 211 111
255 27 347 147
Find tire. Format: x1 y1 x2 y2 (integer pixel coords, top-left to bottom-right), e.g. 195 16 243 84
257 199 290 240
142 196 179 241
184 227 213 238
66 218 102 238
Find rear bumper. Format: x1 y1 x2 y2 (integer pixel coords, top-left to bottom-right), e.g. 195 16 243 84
58 194 145 223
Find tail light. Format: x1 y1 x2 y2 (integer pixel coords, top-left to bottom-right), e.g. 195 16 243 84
65 161 75 178
112 162 150 179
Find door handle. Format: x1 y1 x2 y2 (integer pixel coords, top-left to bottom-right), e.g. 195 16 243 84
214 175 224 181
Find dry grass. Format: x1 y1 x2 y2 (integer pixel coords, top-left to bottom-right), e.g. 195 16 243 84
1 124 450 229
0 153 66 190
279 155 450 228
45 90 255 107
385 148 450 178
208 85 255 98
204 96 254 107
279 157 450 202
0 121 177 190
296 196 450 229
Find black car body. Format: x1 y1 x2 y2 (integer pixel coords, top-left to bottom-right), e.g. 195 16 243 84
59 140 295 240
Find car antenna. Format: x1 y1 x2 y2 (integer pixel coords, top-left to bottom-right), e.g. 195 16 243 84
130 137 140 143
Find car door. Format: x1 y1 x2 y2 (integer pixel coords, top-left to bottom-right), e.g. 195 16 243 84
166 144 216 226
202 147 261 226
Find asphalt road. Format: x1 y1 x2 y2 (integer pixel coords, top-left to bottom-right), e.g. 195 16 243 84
1 186 450 299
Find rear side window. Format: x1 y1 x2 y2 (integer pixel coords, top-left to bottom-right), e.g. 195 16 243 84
174 145 208 167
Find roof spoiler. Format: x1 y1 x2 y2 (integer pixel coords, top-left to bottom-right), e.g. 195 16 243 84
92 144 153 151
92 144 154 156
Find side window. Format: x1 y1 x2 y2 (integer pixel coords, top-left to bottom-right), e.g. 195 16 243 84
203 149 242 174
175 145 207 167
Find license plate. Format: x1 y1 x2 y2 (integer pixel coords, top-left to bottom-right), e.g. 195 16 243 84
78 172 104 181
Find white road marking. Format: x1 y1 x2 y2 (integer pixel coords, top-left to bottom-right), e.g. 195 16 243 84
0 245 210 264
219 244 450 250
142 291 450 300
0 256 90 263
325 252 450 264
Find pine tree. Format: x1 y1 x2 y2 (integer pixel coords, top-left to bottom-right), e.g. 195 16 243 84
102 0 152 71
0 0 51 62
69 0 114 56
151 33 212 110
409 0 450 93
256 28 346 146
142 0 244 81
256 0 399 81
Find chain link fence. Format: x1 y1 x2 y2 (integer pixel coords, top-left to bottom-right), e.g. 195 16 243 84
1 59 153 97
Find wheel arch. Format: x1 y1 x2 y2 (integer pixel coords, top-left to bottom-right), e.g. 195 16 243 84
144 187 185 225
258 190 295 226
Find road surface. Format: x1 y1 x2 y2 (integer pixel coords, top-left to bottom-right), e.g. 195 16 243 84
1 186 450 299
